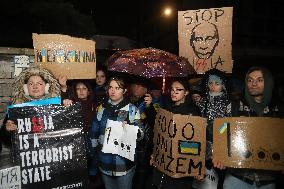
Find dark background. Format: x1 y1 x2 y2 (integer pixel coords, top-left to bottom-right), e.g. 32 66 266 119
1 0 284 79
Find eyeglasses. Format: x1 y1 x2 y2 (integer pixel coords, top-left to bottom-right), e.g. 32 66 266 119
170 88 185 93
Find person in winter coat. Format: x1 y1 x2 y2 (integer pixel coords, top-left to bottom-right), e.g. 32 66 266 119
58 76 102 188
214 66 284 189
3 66 61 131
128 77 158 189
0 66 61 168
193 68 231 189
60 77 97 132
150 78 200 189
93 66 108 105
90 76 144 189
191 89 203 106
148 81 167 112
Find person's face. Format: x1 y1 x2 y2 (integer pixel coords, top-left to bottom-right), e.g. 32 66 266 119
76 83 89 100
108 80 125 103
247 70 264 97
208 80 223 93
191 23 218 59
192 94 201 103
131 84 147 98
170 81 188 105
150 89 161 99
26 75 46 99
96 70 106 86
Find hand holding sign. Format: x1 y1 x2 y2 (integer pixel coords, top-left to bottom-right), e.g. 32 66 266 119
5 120 17 132
212 158 226 170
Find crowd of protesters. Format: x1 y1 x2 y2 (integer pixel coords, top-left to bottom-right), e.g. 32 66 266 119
0 63 284 189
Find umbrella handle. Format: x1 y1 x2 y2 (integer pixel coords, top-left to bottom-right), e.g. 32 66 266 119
162 75 166 94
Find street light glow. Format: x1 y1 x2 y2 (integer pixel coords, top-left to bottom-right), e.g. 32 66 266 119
164 7 172 17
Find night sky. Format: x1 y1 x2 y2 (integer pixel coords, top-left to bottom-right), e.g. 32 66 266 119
1 0 284 76
0 0 233 53
0 0 141 48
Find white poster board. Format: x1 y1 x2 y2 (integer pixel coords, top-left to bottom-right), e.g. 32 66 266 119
102 120 138 161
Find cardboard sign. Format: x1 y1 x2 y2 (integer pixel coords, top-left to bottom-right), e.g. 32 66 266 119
213 117 284 170
8 103 88 189
102 120 138 161
178 7 233 74
153 108 206 178
32 33 96 79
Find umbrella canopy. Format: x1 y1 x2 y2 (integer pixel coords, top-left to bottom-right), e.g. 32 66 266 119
107 47 196 78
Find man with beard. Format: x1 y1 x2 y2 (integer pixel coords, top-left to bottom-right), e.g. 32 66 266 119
214 66 284 189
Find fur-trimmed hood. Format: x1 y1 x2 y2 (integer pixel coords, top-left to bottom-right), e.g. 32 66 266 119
12 66 61 104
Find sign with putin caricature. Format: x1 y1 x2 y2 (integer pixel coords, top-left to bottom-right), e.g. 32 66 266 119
153 109 207 178
33 33 96 79
178 7 233 74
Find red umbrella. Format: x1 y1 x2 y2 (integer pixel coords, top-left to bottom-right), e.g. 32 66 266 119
107 47 196 92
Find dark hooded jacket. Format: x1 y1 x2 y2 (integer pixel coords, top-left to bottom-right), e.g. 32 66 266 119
229 67 284 186
232 67 284 117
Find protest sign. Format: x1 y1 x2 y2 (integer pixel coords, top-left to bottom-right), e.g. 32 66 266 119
0 166 21 189
32 33 96 79
213 117 284 170
8 103 88 189
178 7 233 74
102 120 138 161
153 108 206 178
